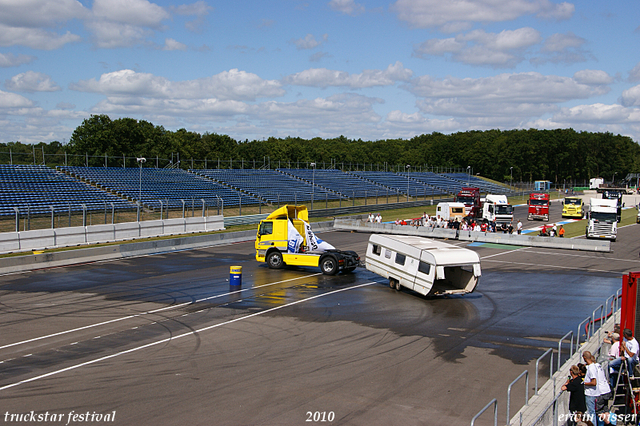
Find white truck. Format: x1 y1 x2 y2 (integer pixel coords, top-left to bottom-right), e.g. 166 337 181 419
435 202 466 222
589 177 604 190
365 234 481 297
586 198 617 241
481 194 514 224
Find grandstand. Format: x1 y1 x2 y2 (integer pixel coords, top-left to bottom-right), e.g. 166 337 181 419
277 168 396 199
59 167 257 210
0 164 515 223
0 164 136 217
443 173 510 193
194 169 344 205
349 171 444 198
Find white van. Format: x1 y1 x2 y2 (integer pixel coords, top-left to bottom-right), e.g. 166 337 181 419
365 234 481 296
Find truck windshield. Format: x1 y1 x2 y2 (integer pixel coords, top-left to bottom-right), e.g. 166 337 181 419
496 205 513 215
565 198 580 205
529 199 548 206
457 196 474 204
591 212 617 222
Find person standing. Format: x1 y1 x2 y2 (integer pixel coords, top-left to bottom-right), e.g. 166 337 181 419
517 220 523 235
562 365 587 425
583 351 600 421
559 224 565 237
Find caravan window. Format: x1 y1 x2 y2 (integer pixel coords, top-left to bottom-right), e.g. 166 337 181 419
395 253 406 266
371 244 382 255
418 261 431 275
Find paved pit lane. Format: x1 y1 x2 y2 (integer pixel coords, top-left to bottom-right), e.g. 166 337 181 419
0 225 638 425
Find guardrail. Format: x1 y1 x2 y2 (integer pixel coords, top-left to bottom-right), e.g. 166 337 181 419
334 220 611 252
0 215 225 254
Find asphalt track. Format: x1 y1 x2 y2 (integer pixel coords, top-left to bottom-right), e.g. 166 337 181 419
0 207 637 426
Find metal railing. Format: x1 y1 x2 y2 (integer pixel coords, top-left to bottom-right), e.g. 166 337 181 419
470 289 621 426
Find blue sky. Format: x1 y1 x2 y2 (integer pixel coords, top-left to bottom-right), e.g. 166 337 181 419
0 0 639 144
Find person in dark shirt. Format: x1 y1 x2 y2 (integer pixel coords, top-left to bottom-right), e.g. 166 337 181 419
562 365 587 425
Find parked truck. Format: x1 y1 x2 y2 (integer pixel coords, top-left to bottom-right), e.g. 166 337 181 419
255 205 360 275
365 234 481 297
585 198 617 241
562 197 584 219
527 193 550 221
589 177 604 190
455 187 482 218
481 194 514 224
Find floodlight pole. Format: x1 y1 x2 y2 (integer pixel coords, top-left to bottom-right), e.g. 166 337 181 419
467 165 471 186
137 157 146 210
406 165 410 202
311 162 316 210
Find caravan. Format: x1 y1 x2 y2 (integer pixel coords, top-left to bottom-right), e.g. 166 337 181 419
365 234 481 296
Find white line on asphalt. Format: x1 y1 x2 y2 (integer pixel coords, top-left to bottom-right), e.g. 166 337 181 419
0 272 322 351
0 281 374 392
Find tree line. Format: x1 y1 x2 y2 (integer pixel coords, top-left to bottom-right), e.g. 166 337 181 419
1 114 638 184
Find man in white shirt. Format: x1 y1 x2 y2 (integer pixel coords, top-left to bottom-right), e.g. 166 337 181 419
609 328 639 388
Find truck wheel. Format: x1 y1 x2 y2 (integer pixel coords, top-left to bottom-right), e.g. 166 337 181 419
395 280 401 291
266 251 284 269
320 255 338 275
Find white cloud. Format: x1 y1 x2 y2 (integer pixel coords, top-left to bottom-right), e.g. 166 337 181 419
71 69 285 101
86 0 170 48
414 28 541 68
0 52 35 67
0 23 81 50
620 85 640 107
163 38 188 51
291 34 328 50
407 72 610 120
0 90 35 108
328 0 365 16
284 62 413 88
0 0 89 28
5 71 61 92
392 0 574 29
92 0 168 28
171 1 212 32
573 70 613 85
552 103 635 124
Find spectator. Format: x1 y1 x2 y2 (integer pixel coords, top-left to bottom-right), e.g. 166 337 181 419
368 213 374 223
604 324 621 345
608 333 620 361
375 213 382 223
559 224 565 238
517 220 523 235
562 364 587 425
583 351 608 420
508 222 514 234
609 328 639 387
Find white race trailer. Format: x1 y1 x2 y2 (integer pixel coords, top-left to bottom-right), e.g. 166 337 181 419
365 234 481 296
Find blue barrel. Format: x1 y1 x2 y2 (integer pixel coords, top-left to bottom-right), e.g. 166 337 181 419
230 266 242 286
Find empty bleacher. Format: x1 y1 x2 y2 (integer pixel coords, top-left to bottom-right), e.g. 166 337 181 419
59 167 256 209
277 168 394 199
196 169 344 204
444 173 510 193
0 164 135 217
349 171 444 198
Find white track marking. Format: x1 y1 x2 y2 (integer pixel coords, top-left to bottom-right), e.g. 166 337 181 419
0 281 374 392
0 273 322 351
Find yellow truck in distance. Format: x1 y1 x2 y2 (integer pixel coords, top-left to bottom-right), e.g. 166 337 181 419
562 197 584 218
255 205 360 275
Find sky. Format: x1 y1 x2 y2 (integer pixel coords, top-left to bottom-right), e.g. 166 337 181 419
0 0 639 145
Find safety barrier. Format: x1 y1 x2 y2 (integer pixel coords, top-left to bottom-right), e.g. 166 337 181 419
0 215 225 254
333 219 458 239
334 219 611 252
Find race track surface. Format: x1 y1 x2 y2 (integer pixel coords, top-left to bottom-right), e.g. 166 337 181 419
0 215 637 426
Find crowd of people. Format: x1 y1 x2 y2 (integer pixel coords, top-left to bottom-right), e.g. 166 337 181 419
561 326 639 426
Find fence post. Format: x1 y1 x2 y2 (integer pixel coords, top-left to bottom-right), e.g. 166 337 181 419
470 398 498 426
506 370 529 425
557 331 574 371
13 207 19 233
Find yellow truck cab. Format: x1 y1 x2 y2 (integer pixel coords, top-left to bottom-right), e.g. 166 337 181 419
255 205 359 275
562 197 584 218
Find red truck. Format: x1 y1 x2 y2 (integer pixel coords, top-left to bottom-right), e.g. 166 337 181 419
528 193 550 221
455 187 481 218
